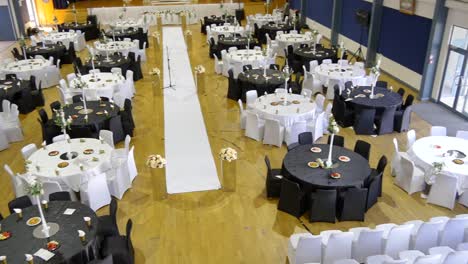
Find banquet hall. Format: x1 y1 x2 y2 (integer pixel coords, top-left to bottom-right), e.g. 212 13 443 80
0 0 467 263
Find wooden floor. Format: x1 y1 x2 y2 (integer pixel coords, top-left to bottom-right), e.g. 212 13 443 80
1 2 467 264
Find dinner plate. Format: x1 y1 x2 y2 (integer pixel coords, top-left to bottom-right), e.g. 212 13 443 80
48 151 60 156
57 162 69 168
0 232 12 240
453 159 464 165
307 162 319 168
310 147 322 153
83 149 94 155
330 172 341 179
47 241 60 251
338 156 351 162
26 217 42 226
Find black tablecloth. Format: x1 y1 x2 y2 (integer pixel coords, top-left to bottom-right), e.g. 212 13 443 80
83 54 131 75
0 79 29 106
204 15 235 26
59 23 99 41
343 86 403 109
218 37 258 50
260 23 293 42
238 69 285 97
282 144 371 189
105 29 148 49
61 101 120 129
0 201 98 264
294 46 337 69
25 44 66 65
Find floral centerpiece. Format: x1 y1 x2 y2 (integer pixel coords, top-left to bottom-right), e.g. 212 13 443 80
194 65 205 74
72 75 87 89
25 176 51 237
53 108 72 131
219 147 238 162
326 114 339 168
149 67 161 76
185 30 192 36
146 154 166 169
432 161 445 174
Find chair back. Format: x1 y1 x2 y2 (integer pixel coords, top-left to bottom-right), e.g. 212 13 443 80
413 255 441 264
352 228 384 263
2 100 11 113
377 106 397 135
366 172 382 210
455 130 468 140
430 126 447 137
296 235 322 264
407 129 416 150
69 127 94 139
287 121 307 145
413 221 444 254
403 94 414 109
42 181 63 201
323 232 353 263
439 216 468 249
315 94 325 112
21 143 38 160
327 135 344 147
298 132 313 145
443 251 468 264
338 187 367 221
53 134 70 143
277 178 305 218
313 112 325 142
99 129 115 148
8 195 33 213
384 224 413 258
310 189 337 223
354 140 371 160
353 107 376 135
49 191 72 201
427 172 458 209
126 219 135 260
246 90 258 106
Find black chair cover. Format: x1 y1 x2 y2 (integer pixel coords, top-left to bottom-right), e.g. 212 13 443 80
337 187 368 221
227 69 241 101
49 191 72 201
298 132 313 145
8 196 32 214
376 106 397 135
309 189 337 223
376 81 388 88
97 198 120 238
265 156 282 198
327 135 344 147
354 140 371 161
109 115 125 144
394 106 412 132
366 172 382 211
277 178 306 218
353 107 376 135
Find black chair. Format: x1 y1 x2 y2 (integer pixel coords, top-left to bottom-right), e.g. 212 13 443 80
309 189 337 223
69 126 96 139
299 43 309 48
278 178 306 218
337 187 368 221
227 69 241 101
16 88 35 114
8 196 32 213
394 106 412 132
0 213 3 221
49 191 71 201
50 101 62 112
37 118 61 144
121 111 134 137
265 156 283 198
38 108 49 123
402 94 414 110
366 172 382 211
327 135 344 147
62 42 77 64
376 106 397 135
11 48 22 60
333 98 354 128
110 115 125 144
124 99 135 129
132 55 143 81
72 95 83 103
397 88 405 97
289 72 302 94
354 140 371 161
208 37 218 58
5 73 17 80
100 219 134 264
298 132 313 145
97 197 119 238
344 81 353 89
369 155 387 197
242 65 253 72
269 64 280 70
353 108 376 135
376 81 388 88
31 81 45 107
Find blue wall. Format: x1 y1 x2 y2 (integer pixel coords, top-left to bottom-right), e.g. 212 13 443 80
378 6 432 74
0 6 16 41
340 0 372 45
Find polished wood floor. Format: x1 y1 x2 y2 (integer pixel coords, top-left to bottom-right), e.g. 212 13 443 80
1 3 467 264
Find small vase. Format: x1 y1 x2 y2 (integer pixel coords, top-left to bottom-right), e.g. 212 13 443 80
221 159 237 192
326 134 334 168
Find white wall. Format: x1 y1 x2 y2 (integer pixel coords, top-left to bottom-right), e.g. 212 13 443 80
431 1 468 100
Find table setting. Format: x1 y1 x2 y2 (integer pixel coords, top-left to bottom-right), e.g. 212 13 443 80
69 72 125 98
409 136 468 194
276 33 313 53
260 22 293 42
218 36 258 50
0 201 98 263
314 63 366 85
0 79 29 104
94 40 138 56
59 22 99 41
110 19 143 30
225 49 267 69
61 100 120 129
25 44 66 63
341 86 403 109
294 45 337 67
83 54 131 75
252 93 316 127
204 15 236 27
250 14 283 28
238 68 285 95
0 59 52 83
210 25 245 42
41 32 82 50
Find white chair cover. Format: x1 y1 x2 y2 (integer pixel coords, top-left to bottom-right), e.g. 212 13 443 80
263 119 285 147
80 172 111 211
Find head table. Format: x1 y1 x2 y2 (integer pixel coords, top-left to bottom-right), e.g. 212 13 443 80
251 93 316 128
0 201 98 264
282 144 371 190
26 138 113 191
409 136 468 194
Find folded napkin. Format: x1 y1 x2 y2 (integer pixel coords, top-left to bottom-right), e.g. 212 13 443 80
34 249 54 261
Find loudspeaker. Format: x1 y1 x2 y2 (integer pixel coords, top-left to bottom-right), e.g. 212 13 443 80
355 9 371 27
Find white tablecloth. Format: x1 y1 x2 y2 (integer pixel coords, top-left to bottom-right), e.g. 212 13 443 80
69 72 126 98
250 14 282 27
314 63 366 86
41 32 82 50
0 59 51 85
277 33 313 48
110 19 143 30
252 93 316 127
94 41 138 56
26 138 113 191
211 26 245 42
409 136 468 194
225 49 267 68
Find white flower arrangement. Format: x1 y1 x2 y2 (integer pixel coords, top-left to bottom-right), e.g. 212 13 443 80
194 65 205 74
185 30 192 36
53 108 73 130
311 29 319 36
25 175 44 196
432 162 445 174
219 147 238 162
149 67 160 76
146 154 166 169
327 114 340 134
72 76 88 89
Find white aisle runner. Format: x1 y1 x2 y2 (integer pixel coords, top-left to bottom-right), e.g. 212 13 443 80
162 27 221 194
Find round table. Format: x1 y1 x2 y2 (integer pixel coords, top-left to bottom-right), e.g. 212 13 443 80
25 44 66 64
294 46 337 68
110 19 142 30
0 79 29 105
238 69 285 97
105 28 139 40
59 23 99 41
282 144 371 189
276 33 313 54
61 101 120 128
83 54 131 75
27 138 113 191
69 73 125 100
94 41 138 56
261 23 293 41
204 15 236 26
252 93 316 127
0 59 51 84
42 32 79 49
250 14 283 27
225 49 268 70
218 36 258 51
314 63 366 85
343 86 403 110
211 26 245 42
0 201 98 263
409 136 468 194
